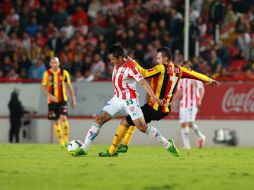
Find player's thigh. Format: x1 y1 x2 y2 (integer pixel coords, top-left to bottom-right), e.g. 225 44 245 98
102 96 121 117
59 101 68 120
180 107 197 123
190 107 198 122
126 104 149 126
123 99 144 121
48 103 58 120
179 108 189 124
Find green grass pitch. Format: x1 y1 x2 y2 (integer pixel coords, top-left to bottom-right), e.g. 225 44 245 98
0 144 253 190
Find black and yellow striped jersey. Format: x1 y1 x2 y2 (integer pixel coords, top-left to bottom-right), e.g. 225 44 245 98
135 62 211 113
42 69 71 103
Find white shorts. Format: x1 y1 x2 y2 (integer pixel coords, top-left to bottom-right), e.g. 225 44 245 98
179 107 198 123
102 96 144 121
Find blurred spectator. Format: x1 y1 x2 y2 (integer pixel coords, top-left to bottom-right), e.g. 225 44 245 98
51 6 69 29
0 0 253 83
28 58 46 80
208 49 223 76
223 4 237 26
25 17 39 37
91 53 106 79
5 68 20 82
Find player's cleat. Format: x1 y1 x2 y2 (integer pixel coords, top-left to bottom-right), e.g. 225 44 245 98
98 150 118 157
167 139 180 157
69 147 87 156
116 144 128 153
198 135 206 149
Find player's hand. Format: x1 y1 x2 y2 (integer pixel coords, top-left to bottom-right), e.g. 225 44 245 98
152 96 163 106
208 79 221 86
71 98 77 109
49 94 57 102
197 100 202 107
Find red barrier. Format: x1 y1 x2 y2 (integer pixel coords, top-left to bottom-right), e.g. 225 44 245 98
168 82 254 120
198 82 254 119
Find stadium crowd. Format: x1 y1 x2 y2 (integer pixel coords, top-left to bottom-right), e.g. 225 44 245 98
0 0 254 82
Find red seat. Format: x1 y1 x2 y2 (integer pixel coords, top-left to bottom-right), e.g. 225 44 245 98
229 60 246 71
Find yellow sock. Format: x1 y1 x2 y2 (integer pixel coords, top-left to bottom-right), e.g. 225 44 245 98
122 125 136 146
62 120 69 144
109 125 128 155
54 124 64 145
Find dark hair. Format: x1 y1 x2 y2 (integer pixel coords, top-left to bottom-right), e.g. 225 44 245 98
108 44 125 58
157 47 172 61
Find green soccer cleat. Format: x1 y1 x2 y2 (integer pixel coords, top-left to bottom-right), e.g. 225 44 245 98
98 150 118 157
69 147 87 157
116 144 128 154
167 139 180 157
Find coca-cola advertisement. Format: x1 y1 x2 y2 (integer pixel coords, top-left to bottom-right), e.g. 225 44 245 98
168 82 254 119
198 82 254 119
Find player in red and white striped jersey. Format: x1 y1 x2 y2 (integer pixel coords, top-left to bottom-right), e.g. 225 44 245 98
70 44 179 157
175 61 206 149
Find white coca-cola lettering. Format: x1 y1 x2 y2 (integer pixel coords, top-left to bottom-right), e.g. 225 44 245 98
222 88 254 113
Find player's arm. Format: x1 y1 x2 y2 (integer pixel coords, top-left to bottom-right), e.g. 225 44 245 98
139 79 163 106
41 72 56 102
129 64 163 106
198 82 205 107
171 83 182 111
180 66 221 86
64 71 76 109
133 60 163 78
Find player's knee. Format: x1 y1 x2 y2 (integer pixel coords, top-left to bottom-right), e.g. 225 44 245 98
61 115 67 121
95 113 108 125
136 123 147 133
55 120 60 125
120 120 129 127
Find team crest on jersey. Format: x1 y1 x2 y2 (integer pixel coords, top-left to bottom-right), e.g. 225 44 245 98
48 76 52 81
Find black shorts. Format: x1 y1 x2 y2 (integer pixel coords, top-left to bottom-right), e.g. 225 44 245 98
48 101 68 120
126 103 168 126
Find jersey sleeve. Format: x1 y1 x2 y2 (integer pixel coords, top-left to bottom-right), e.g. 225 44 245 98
64 70 71 84
134 61 163 78
180 66 212 83
42 71 48 86
128 64 144 82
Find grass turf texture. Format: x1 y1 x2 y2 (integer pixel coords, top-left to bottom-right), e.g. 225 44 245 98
0 144 253 190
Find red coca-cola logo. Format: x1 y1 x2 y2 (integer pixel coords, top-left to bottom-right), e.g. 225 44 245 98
222 88 254 113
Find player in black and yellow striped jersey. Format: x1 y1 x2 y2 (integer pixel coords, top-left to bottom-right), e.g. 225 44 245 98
99 47 220 157
42 57 76 148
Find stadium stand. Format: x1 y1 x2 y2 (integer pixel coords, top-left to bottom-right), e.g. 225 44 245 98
0 0 253 82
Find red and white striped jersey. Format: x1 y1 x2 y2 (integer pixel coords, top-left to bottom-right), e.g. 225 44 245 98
177 78 204 108
112 60 144 100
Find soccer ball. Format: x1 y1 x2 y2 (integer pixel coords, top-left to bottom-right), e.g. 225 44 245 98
67 140 83 152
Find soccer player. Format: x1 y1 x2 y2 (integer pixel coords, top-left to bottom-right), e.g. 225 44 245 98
70 44 180 157
99 47 220 157
42 57 76 148
174 61 206 149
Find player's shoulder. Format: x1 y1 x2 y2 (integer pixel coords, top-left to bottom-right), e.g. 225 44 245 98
62 69 70 75
43 69 50 75
125 60 136 67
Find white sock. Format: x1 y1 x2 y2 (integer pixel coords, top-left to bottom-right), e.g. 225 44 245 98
145 125 171 149
82 123 101 151
192 123 203 138
181 127 190 149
